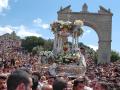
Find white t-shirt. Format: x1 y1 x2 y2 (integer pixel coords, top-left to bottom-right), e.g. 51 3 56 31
84 86 93 90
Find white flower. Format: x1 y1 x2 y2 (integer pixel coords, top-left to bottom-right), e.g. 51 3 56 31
57 20 65 25
74 20 83 26
57 20 72 25
64 21 72 25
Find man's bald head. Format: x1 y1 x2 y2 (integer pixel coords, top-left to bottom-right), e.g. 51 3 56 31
42 84 53 90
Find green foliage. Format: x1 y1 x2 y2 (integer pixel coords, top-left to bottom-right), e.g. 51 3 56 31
111 50 120 62
78 42 96 55
43 39 53 51
93 52 98 64
32 46 44 55
21 36 45 52
78 27 84 37
21 36 120 64
21 36 53 52
77 43 120 63
91 50 120 63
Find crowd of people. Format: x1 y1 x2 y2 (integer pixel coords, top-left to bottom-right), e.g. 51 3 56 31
0 48 120 90
86 58 120 90
0 33 120 90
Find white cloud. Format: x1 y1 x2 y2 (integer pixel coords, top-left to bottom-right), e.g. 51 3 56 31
33 18 50 29
16 25 41 38
82 29 91 37
88 45 98 51
0 25 42 38
33 18 42 24
0 25 13 35
41 24 49 29
86 30 91 33
0 0 10 13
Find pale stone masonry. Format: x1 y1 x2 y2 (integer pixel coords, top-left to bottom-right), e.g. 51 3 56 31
57 3 113 64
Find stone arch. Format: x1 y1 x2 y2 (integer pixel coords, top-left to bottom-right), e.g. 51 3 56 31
57 4 113 64
83 21 100 39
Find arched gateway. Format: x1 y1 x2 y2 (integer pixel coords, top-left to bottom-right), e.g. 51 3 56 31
57 4 113 64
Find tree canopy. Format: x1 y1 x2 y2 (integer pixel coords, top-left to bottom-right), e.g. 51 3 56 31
21 36 45 52
111 50 120 62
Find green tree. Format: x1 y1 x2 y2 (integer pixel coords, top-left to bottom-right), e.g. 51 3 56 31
111 50 120 62
93 52 98 64
43 39 53 51
92 50 120 63
32 45 44 55
21 36 44 52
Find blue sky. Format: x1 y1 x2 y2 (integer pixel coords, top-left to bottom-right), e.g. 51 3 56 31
0 0 120 52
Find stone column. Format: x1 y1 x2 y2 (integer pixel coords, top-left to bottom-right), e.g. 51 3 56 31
77 36 79 48
72 34 74 48
97 40 111 64
59 36 62 51
53 33 56 50
53 33 58 54
72 34 74 49
57 36 60 52
75 32 78 49
97 24 112 64
72 33 75 49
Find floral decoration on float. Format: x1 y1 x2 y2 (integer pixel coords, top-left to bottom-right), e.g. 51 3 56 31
50 20 84 36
